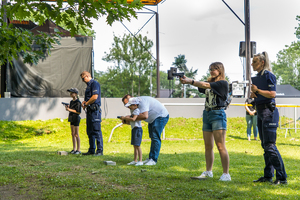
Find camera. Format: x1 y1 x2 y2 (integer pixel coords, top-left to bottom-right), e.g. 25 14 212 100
167 67 184 80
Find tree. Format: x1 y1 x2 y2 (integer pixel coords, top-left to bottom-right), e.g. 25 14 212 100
0 0 143 65
295 15 300 40
272 42 300 90
159 71 174 90
272 15 300 90
99 33 155 97
171 54 199 98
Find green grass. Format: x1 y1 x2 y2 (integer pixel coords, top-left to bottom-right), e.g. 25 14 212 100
0 117 300 199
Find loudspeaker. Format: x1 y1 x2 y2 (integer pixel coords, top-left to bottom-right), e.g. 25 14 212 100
167 67 177 80
167 70 173 80
239 41 256 57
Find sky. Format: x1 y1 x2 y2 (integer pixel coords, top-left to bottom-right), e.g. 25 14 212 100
91 0 300 83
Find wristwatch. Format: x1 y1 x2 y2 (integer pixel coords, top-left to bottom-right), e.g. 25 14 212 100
191 80 194 85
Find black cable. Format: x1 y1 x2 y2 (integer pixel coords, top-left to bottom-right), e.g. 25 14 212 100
120 21 156 61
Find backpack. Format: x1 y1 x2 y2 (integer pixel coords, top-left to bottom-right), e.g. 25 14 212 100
224 93 232 109
224 83 233 109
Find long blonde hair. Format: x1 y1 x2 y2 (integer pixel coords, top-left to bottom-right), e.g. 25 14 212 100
254 51 271 75
207 62 226 82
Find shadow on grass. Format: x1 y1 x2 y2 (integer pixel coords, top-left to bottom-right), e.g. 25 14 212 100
277 142 300 148
228 135 249 141
0 142 299 199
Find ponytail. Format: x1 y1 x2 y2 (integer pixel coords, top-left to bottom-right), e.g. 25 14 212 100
254 51 271 75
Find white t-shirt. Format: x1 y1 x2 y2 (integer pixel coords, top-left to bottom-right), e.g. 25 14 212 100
137 96 169 124
130 108 142 129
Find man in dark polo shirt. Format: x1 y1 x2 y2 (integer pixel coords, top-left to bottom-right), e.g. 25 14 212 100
80 71 103 156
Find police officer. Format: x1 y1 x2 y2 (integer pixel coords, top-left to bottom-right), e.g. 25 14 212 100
80 71 103 156
251 52 287 184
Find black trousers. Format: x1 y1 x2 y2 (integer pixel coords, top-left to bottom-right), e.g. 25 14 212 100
86 109 103 154
257 107 287 180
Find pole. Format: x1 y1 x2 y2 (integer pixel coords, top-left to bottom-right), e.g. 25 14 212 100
155 10 160 98
245 0 251 98
150 65 152 96
1 0 7 98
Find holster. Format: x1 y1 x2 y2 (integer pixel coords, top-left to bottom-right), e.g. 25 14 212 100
269 102 276 112
87 104 100 112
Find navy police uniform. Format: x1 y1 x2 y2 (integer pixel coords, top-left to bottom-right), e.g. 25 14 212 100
84 79 103 154
252 70 287 181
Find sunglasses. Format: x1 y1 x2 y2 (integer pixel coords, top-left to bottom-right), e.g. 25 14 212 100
81 76 87 81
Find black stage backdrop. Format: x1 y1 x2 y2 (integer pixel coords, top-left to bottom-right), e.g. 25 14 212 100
6 37 93 97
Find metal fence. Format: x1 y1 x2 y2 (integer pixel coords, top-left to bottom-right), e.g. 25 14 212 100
277 104 300 138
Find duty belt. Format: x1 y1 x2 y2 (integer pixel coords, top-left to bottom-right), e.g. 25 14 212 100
255 102 276 111
87 104 101 112
205 107 225 112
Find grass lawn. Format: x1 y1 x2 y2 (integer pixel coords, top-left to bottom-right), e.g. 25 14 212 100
0 117 300 199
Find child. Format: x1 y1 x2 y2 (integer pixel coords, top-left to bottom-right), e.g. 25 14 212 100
122 97 143 166
65 88 82 154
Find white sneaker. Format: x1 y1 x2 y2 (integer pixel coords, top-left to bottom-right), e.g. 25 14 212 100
135 161 143 166
219 173 231 181
127 161 137 165
143 158 150 164
144 159 156 166
191 171 213 180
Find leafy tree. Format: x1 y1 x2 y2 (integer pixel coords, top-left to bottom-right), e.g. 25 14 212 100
272 15 300 90
159 71 174 90
27 12 96 37
99 33 155 97
295 15 300 40
0 0 143 65
171 54 199 98
272 42 300 89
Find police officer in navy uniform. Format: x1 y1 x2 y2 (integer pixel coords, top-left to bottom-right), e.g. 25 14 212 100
251 52 287 185
80 71 103 156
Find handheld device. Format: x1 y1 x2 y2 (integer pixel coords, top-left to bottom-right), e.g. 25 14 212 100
117 116 126 123
167 67 185 80
62 102 69 106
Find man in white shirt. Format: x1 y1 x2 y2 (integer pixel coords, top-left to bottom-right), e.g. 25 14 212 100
121 95 169 165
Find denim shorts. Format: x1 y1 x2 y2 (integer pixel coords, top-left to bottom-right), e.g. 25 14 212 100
131 127 143 146
202 109 227 132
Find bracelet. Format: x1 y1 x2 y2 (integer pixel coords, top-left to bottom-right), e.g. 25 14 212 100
191 80 194 85
255 90 259 94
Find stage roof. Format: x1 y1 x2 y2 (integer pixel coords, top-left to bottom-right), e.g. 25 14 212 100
42 0 163 5
126 0 162 5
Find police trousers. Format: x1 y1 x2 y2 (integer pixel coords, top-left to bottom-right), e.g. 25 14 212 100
257 107 287 180
86 109 103 154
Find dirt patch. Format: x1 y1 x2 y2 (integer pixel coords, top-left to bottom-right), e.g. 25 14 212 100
0 185 37 200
